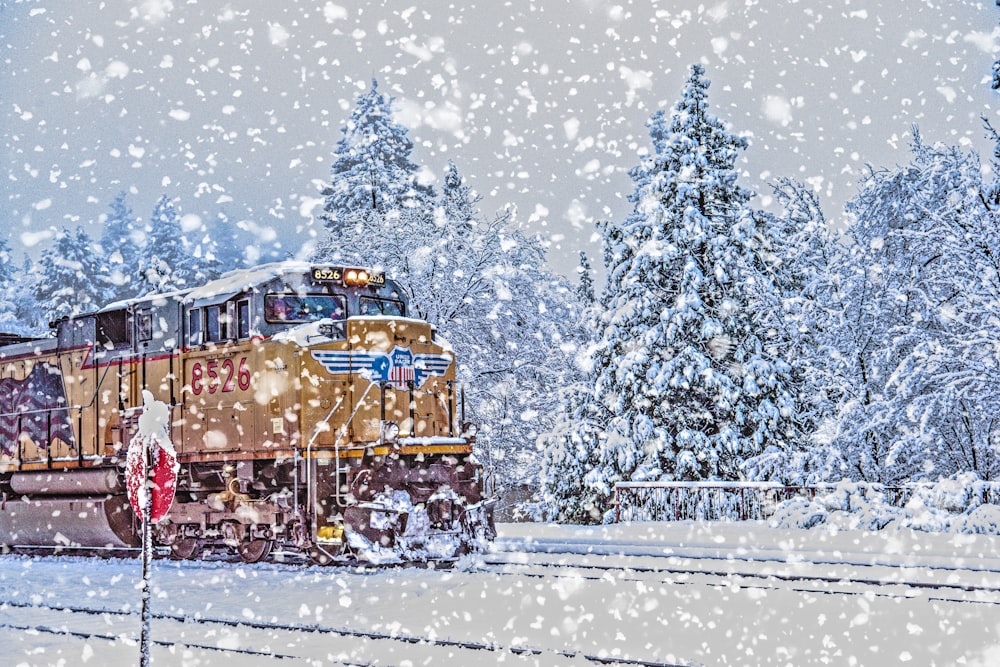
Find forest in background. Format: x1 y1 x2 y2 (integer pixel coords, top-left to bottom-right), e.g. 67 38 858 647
4 64 1000 523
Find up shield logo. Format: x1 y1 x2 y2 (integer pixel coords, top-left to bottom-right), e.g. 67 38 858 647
312 346 452 389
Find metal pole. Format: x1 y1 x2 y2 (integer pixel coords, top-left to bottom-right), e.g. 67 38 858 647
380 381 386 422
446 381 454 437
46 410 52 469
140 437 152 667
615 484 622 523
460 385 466 429
408 381 415 436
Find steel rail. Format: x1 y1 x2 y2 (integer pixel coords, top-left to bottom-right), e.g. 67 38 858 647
0 598 693 667
476 555 1000 605
0 620 299 660
491 536 1000 577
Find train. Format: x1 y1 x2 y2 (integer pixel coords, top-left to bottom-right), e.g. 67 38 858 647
0 262 495 564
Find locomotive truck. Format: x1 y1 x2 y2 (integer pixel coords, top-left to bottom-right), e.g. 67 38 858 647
0 262 495 564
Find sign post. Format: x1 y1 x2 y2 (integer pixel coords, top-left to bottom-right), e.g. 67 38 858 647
140 444 153 666
125 391 179 667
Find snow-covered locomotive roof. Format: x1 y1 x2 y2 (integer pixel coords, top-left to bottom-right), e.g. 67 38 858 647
97 261 386 313
182 261 316 308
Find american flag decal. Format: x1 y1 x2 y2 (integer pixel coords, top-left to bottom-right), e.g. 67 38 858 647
311 346 453 389
388 347 415 390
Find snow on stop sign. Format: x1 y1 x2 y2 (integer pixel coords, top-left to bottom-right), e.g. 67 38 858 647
126 439 178 522
125 391 179 522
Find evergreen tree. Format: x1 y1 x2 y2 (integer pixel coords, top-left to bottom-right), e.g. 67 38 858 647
993 1 1000 90
99 191 141 302
11 257 46 336
320 78 434 238
582 65 796 513
314 79 439 274
576 251 595 306
185 216 223 284
136 195 202 295
208 211 246 273
34 227 108 322
0 240 22 333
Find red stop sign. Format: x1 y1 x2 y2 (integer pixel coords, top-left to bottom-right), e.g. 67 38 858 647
126 438 178 523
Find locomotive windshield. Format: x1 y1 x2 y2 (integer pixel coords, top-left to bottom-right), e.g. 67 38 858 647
265 294 346 323
359 296 405 317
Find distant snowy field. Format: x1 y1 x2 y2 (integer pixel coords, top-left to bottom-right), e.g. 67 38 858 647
1 521 999 666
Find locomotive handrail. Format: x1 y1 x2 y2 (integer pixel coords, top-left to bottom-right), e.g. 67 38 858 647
327 380 380 509
303 394 346 516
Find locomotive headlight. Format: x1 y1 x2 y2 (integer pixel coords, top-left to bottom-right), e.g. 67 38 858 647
343 268 373 286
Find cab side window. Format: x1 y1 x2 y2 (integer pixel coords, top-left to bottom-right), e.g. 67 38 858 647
206 306 221 342
236 300 251 340
137 310 154 342
188 309 203 346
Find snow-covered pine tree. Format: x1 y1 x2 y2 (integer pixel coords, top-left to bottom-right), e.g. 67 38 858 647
184 217 222 284
33 227 108 322
315 78 435 265
576 251 596 306
9 256 46 336
99 191 141 302
538 380 606 523
539 247 608 524
208 211 246 273
584 65 796 513
136 195 203 296
0 240 21 334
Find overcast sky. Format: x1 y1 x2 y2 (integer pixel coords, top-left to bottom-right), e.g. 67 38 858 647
2 0 998 277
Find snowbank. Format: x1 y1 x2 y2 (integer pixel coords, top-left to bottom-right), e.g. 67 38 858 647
769 474 1000 535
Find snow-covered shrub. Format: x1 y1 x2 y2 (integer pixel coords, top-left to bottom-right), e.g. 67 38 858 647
954 505 1000 536
898 494 952 533
770 473 1000 534
919 472 984 513
768 496 827 530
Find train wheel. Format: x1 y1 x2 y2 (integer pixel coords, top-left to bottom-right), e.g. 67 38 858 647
169 538 202 560
237 539 273 564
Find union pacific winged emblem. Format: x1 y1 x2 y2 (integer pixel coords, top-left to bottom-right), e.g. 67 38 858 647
312 346 453 390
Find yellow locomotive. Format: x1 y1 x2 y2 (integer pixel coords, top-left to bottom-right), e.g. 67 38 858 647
0 262 495 563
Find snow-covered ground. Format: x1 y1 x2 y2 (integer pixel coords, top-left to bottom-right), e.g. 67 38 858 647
1 521 999 666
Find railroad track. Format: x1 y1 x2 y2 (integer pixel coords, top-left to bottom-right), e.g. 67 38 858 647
475 550 1000 606
490 535 1000 577
0 598 697 667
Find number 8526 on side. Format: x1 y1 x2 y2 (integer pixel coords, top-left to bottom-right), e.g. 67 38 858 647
190 357 252 395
